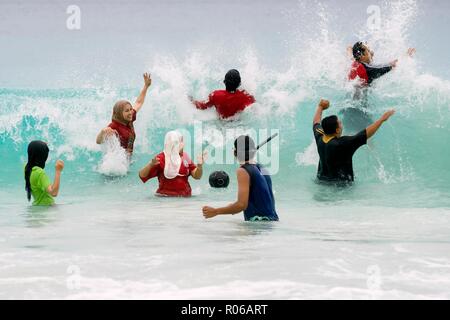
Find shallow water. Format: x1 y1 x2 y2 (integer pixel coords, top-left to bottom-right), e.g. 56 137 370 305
1 0 450 299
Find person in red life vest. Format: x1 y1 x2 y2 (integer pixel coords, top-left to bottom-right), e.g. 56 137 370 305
138 131 206 197
348 42 416 89
190 69 255 119
96 73 152 155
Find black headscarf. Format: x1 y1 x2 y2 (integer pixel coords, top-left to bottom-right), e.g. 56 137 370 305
25 141 49 201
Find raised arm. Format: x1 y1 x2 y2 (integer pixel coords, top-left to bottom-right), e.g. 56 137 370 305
366 110 395 139
313 99 330 125
139 156 160 180
133 73 152 113
202 168 250 219
191 151 207 180
46 160 64 197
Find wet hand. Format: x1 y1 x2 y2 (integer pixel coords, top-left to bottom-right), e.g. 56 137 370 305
203 206 218 219
319 99 330 110
150 156 160 167
197 150 208 165
55 160 64 172
103 127 117 137
143 72 152 88
381 109 395 122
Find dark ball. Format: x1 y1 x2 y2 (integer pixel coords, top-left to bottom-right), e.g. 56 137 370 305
209 171 230 188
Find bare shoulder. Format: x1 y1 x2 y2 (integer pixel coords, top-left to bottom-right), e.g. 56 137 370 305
236 167 250 179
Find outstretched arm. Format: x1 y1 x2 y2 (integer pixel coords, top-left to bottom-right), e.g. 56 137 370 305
190 94 214 110
365 63 395 82
313 99 330 125
133 73 152 113
366 110 395 139
202 168 250 219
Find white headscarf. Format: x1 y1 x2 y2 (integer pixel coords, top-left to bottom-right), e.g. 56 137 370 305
163 131 183 179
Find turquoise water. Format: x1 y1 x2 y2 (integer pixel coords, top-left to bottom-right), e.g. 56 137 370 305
1 0 450 299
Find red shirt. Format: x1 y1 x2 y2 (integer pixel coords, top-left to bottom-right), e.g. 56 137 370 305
140 152 197 197
348 61 369 86
194 89 255 119
108 109 137 153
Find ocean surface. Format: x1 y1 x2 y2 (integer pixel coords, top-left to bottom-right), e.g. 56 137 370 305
1 0 450 299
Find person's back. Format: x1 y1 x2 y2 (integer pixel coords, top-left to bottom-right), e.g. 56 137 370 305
312 99 394 183
192 69 255 119
241 163 278 221
24 140 64 206
200 89 255 119
29 166 55 205
314 124 367 182
202 135 279 222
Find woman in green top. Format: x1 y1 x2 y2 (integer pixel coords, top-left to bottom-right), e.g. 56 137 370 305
24 141 64 206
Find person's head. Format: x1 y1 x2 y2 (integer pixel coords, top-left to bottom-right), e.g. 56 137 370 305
163 131 184 179
112 100 133 124
164 131 184 156
321 115 343 137
25 140 50 201
224 69 241 92
352 42 374 64
234 135 257 163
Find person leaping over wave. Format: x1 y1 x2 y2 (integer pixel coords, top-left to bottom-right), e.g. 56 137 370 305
190 69 255 119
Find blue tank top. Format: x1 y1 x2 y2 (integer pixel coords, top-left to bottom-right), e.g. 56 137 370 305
241 164 279 221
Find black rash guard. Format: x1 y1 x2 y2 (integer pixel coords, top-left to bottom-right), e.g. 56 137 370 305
313 123 367 182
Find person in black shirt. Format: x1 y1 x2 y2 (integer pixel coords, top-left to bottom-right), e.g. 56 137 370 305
313 99 395 182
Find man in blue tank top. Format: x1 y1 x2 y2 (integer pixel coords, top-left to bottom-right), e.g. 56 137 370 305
202 135 279 222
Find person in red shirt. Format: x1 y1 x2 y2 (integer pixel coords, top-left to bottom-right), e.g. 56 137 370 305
138 131 205 197
96 73 152 155
190 69 255 119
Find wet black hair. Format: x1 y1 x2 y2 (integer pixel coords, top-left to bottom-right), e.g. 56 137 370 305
234 135 257 162
352 41 366 61
321 116 339 135
25 140 49 201
209 171 230 188
224 69 241 92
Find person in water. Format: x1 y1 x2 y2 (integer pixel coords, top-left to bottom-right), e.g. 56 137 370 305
139 131 205 197
313 99 395 182
348 42 416 89
202 135 279 222
190 69 255 119
96 73 152 155
24 140 64 206
343 43 413 132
